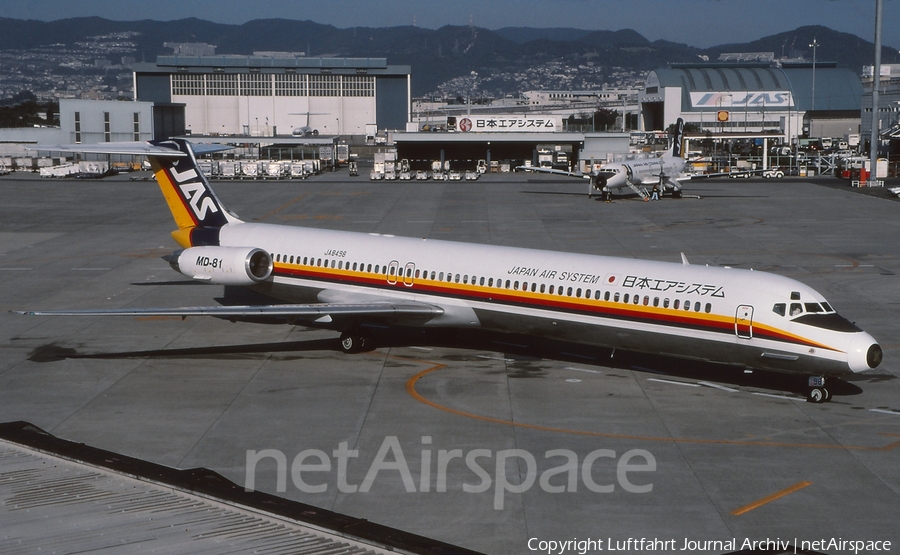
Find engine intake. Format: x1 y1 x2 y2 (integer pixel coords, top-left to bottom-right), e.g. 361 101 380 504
168 246 273 285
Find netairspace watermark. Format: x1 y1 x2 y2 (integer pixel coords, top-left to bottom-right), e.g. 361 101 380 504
527 537 893 554
244 436 656 510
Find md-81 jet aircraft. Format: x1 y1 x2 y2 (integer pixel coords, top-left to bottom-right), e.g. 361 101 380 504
20 139 882 403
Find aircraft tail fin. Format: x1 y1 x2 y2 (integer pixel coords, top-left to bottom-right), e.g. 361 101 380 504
145 139 240 247
672 118 685 158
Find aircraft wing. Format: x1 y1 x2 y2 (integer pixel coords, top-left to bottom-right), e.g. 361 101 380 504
676 168 767 181
515 166 588 179
16 301 443 324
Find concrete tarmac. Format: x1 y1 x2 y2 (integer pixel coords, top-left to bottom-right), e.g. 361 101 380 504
1 169 898 554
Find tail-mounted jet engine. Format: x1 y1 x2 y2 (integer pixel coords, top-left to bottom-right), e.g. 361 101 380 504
165 246 273 285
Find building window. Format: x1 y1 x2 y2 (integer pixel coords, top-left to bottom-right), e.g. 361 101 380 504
103 112 110 142
206 73 238 96
275 73 307 96
133 112 140 141
240 73 272 96
74 112 81 144
342 75 374 97
309 74 341 97
171 73 204 95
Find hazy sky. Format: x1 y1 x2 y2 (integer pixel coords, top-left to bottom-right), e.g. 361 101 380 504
3 0 898 49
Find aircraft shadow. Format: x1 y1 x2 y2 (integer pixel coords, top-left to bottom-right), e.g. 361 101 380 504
27 325 865 399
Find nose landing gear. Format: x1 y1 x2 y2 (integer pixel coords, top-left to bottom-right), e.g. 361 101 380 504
806 376 832 403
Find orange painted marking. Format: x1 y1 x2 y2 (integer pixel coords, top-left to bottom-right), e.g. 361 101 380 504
731 481 813 515
257 193 308 222
404 361 900 451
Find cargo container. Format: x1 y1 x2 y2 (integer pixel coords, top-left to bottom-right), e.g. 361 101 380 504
239 161 259 179
219 161 236 179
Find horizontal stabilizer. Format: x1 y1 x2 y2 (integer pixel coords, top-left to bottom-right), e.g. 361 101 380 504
29 141 232 157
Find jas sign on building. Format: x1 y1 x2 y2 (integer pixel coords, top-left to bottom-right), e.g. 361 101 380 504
690 91 793 108
457 115 562 133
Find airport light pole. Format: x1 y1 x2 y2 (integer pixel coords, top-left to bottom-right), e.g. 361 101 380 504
809 38 819 111
869 0 883 181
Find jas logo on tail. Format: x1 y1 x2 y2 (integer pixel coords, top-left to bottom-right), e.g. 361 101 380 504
170 166 219 222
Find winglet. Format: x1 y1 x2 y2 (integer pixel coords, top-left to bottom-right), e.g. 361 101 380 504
681 252 690 265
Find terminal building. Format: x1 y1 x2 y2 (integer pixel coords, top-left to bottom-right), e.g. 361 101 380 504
131 55 411 139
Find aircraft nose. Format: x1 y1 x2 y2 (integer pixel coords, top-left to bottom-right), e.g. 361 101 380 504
848 333 882 372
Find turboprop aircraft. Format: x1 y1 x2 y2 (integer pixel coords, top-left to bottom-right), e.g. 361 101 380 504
519 119 758 201
19 139 882 403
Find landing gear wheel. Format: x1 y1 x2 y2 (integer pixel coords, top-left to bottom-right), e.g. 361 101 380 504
806 387 828 403
340 331 368 354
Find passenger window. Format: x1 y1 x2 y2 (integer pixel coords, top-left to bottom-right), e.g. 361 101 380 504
643 296 649 306
304 257 308 265
531 283 536 292
604 291 610 301
489 278 494 287
505 280 511 289
773 303 785 316
374 264 379 273
790 303 802 316
352 262 357 271
549 285 555 294
567 287 573 296
540 284 546 293
623 294 629 303
634 296 640 305
463 275 468 284
576 288 582 297
289 255 294 264
455 274 460 283
317 258 322 266
685 301 691 311
694 301 701 312
704 303 711 313
366 264 372 272
480 277 485 286
653 297 659 307
407 268 412 277
674 299 680 309
663 298 669 308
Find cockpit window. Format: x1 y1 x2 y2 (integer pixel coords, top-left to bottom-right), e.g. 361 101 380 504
804 303 824 313
772 303 786 317
789 303 803 317
821 302 834 312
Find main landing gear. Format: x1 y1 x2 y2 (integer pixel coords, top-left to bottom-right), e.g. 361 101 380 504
339 330 370 354
806 376 832 403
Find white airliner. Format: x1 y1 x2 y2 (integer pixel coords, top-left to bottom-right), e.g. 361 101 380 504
20 139 882 403
520 119 755 201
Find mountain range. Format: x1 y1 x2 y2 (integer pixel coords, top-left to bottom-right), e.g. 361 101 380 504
0 17 896 97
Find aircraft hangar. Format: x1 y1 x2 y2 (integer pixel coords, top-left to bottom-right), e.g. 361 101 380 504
640 62 863 142
132 55 411 139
